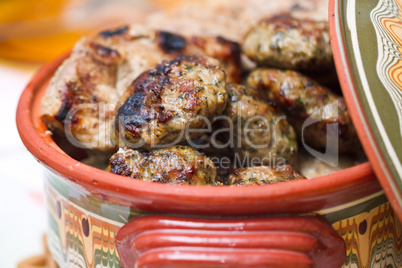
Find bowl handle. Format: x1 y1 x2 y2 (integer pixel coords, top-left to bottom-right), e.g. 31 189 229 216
116 214 345 268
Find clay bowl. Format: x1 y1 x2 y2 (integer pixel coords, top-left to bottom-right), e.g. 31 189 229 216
16 53 383 268
16 53 381 215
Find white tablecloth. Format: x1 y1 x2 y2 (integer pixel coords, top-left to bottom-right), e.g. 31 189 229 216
0 60 46 268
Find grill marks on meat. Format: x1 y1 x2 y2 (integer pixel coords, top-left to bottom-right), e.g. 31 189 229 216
41 36 121 150
113 55 227 150
108 146 218 185
53 82 81 125
116 62 176 139
41 25 242 151
229 165 306 185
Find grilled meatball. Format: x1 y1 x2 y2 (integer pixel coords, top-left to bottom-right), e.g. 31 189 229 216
247 68 360 153
41 25 241 151
229 165 306 185
243 15 332 70
108 146 217 185
113 55 228 150
220 83 297 166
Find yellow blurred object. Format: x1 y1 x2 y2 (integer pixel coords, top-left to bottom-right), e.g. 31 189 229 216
0 31 84 62
0 0 155 62
0 0 84 62
150 0 204 9
0 0 66 23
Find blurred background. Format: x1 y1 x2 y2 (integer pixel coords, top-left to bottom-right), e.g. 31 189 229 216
0 0 203 61
0 0 196 266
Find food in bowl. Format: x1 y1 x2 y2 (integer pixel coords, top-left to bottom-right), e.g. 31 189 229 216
112 55 228 150
247 68 360 153
243 14 333 70
40 5 364 186
19 1 399 267
219 83 298 166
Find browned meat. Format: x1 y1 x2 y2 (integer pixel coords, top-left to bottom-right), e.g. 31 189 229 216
247 68 360 153
185 35 242 84
154 31 242 83
101 25 242 94
41 37 122 151
220 83 297 166
243 15 332 70
108 145 217 185
229 165 306 185
41 25 241 151
112 55 228 150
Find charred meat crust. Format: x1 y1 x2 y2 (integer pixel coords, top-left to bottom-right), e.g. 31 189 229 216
157 31 187 53
229 165 306 185
53 45 120 126
108 146 217 185
52 39 122 127
99 25 129 38
40 33 122 151
40 24 246 151
109 156 133 177
115 72 175 139
54 82 81 124
42 25 241 150
116 56 203 137
113 55 227 149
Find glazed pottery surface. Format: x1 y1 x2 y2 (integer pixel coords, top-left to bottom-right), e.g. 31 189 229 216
330 0 402 221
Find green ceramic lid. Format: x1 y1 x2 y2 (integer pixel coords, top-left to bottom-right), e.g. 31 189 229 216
330 0 402 220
